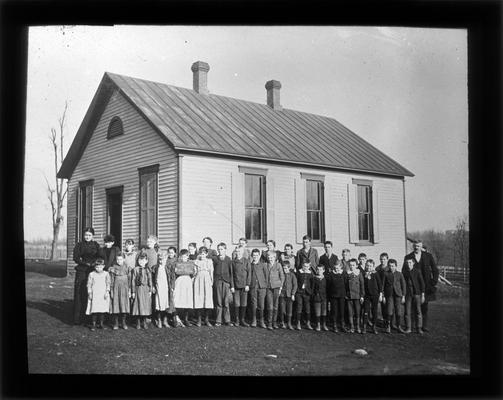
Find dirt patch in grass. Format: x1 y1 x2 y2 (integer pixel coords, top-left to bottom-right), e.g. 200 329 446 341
25 271 470 375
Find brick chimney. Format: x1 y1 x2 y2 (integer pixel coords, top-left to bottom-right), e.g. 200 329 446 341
265 80 282 110
191 61 210 95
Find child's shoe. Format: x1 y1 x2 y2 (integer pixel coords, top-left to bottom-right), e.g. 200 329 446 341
322 322 329 331
196 316 202 327
306 321 313 330
315 322 321 332
373 325 378 334
250 317 257 328
259 318 267 329
90 322 96 331
398 326 406 334
333 325 339 333
162 316 170 328
296 321 302 330
121 315 128 330
280 322 286 329
417 328 424 335
204 315 212 327
385 322 391 334
136 319 141 330
156 318 162 328
349 322 355 333
287 321 294 330
143 319 148 329
404 328 412 334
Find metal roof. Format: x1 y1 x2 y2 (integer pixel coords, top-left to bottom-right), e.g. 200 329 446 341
58 72 413 179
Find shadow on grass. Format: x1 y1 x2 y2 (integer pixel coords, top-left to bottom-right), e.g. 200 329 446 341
25 260 67 278
26 299 74 325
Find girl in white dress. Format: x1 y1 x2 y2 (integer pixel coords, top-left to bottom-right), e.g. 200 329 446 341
152 250 171 328
86 258 111 331
173 249 195 327
193 246 214 326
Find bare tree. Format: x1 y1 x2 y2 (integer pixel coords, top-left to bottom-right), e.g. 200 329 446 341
453 215 469 270
45 101 69 260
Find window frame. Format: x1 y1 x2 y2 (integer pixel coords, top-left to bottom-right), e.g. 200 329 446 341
244 172 267 245
138 165 159 247
353 178 374 245
107 116 124 140
305 179 325 243
77 179 94 242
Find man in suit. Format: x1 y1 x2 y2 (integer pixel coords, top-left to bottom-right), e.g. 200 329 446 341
403 240 439 332
295 235 319 274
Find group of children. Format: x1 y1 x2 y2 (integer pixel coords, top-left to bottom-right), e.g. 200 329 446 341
84 234 427 335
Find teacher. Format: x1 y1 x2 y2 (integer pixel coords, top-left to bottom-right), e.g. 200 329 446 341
72 227 101 325
403 239 439 332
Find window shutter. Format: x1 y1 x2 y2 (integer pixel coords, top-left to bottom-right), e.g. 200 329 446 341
372 187 380 243
295 176 307 244
75 186 80 242
231 171 245 244
323 180 332 242
266 175 275 242
347 183 359 243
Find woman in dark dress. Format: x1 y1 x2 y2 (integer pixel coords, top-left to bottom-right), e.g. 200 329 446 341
72 227 100 325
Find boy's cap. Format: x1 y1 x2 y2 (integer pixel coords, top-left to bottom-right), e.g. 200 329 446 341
104 234 115 243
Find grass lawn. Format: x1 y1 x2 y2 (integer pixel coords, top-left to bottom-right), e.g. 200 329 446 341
25 260 470 375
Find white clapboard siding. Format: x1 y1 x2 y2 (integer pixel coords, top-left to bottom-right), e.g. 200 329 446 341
180 155 406 263
66 89 178 273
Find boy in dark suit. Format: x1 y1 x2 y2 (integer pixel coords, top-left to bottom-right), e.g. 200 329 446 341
265 251 285 330
296 235 319 274
249 248 268 328
375 252 389 325
312 265 328 331
363 259 383 334
279 260 297 329
295 262 314 330
212 243 234 326
402 240 439 332
402 258 426 334
326 260 347 332
231 246 251 327
382 259 406 333
346 259 365 333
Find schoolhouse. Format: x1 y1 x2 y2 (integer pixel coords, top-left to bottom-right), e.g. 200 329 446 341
58 61 414 274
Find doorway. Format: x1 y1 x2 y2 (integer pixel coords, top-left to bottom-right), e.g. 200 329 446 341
106 186 123 249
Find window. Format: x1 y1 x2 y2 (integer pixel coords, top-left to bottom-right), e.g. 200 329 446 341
77 180 94 242
357 184 373 241
306 179 324 242
244 173 266 242
107 116 123 139
139 165 158 246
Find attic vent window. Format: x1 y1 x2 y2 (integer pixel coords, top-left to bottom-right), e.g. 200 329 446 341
107 116 123 139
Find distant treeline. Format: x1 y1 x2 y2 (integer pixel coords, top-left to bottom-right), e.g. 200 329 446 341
408 226 469 270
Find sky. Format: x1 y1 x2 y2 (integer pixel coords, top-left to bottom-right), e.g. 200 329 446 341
24 25 468 240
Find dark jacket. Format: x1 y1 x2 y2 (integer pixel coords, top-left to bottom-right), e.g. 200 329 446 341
383 270 406 298
280 272 298 297
319 253 339 272
295 247 319 273
98 245 121 271
296 271 314 295
363 272 382 297
212 255 234 287
346 271 365 299
232 257 251 289
325 270 347 298
250 261 268 289
265 261 285 289
402 264 425 296
375 264 387 284
403 251 439 301
72 240 101 273
312 276 327 302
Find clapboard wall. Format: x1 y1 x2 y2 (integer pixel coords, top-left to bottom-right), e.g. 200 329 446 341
66 89 178 273
180 155 407 264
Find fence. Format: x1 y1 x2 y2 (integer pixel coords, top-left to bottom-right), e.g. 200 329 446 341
439 265 469 285
25 244 67 260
